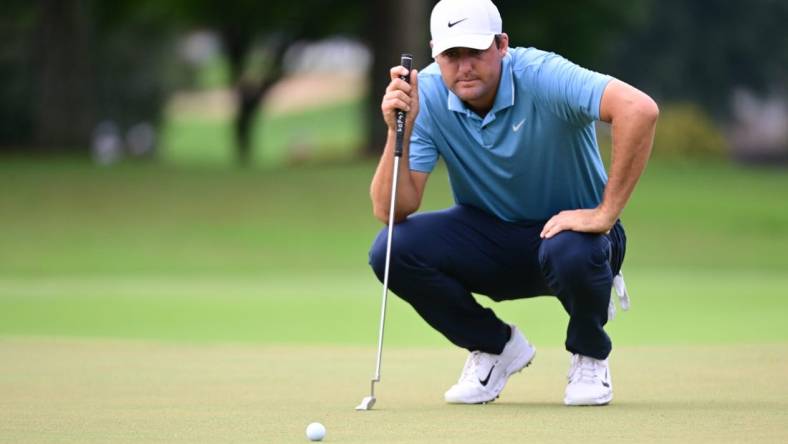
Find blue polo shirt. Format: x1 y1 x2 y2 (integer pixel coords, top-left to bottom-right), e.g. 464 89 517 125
410 47 613 222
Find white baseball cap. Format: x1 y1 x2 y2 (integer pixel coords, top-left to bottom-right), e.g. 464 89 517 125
430 0 502 58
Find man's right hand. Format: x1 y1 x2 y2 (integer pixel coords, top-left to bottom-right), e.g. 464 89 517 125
381 66 419 132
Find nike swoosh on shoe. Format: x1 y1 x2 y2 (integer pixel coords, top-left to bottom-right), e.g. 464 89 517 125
479 365 495 386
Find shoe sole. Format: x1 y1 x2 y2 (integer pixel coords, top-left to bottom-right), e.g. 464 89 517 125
454 346 537 405
563 391 613 406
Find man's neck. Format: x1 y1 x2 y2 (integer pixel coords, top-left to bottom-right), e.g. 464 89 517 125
466 94 496 117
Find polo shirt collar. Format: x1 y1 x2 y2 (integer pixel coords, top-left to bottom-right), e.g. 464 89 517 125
446 52 515 119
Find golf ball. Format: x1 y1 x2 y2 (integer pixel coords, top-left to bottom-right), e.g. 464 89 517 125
306 422 326 441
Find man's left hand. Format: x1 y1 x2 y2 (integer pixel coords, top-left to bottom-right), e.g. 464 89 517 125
540 208 617 239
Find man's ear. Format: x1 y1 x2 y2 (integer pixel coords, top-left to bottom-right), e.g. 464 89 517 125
498 33 509 55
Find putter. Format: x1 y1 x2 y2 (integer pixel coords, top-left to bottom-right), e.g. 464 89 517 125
356 53 413 411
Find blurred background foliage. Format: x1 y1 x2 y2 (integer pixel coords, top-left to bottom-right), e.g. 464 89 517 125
652 103 729 162
1 0 787 375
1 0 786 165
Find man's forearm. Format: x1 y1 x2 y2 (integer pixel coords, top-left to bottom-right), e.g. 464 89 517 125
539 81 658 240
370 129 422 223
599 100 659 223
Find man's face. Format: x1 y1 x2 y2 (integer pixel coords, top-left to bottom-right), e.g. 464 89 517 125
434 33 508 110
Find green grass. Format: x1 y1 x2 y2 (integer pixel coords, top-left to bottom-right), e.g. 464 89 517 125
1 158 787 442
160 100 365 167
0 270 787 347
0 160 787 346
622 162 788 271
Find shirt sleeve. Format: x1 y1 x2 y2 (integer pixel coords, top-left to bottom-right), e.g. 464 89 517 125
531 52 612 125
407 103 439 173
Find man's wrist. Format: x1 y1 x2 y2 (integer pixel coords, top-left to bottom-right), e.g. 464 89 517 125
595 205 620 226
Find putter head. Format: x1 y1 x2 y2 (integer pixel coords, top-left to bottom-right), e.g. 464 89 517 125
355 396 376 411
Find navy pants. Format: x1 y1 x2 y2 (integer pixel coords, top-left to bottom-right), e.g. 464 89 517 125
369 205 626 360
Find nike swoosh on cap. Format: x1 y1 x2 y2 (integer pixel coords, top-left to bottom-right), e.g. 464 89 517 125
448 18 468 27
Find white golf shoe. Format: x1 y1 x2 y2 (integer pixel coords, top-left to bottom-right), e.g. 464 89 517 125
564 354 613 406
444 325 536 404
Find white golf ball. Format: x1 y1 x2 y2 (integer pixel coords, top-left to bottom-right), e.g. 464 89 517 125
306 422 326 441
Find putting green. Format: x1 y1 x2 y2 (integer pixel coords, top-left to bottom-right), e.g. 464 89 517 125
1 338 786 443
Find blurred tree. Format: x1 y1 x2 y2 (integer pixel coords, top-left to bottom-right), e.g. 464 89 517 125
33 0 95 150
168 0 364 165
0 2 37 148
171 0 433 163
496 0 650 70
0 0 96 151
366 1 430 157
0 0 179 153
606 0 788 119
90 1 180 136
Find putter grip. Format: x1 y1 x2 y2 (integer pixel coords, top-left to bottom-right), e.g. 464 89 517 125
394 54 413 157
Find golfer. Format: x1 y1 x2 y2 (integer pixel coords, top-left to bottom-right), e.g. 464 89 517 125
369 0 658 406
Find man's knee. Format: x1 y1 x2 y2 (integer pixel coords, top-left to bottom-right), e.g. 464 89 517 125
539 231 609 279
368 221 434 282
368 228 389 281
